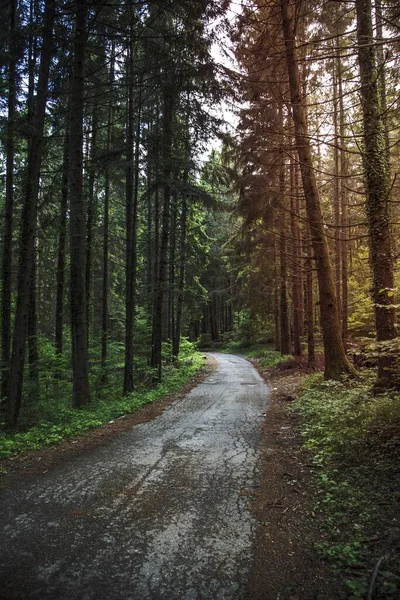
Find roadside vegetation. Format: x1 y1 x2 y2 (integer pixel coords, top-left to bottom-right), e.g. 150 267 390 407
222 339 400 599
0 339 203 459
219 341 290 369
293 372 400 599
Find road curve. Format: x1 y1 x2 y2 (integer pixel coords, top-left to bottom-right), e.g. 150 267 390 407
0 353 269 600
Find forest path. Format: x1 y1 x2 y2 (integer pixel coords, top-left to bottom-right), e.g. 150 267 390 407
0 353 269 600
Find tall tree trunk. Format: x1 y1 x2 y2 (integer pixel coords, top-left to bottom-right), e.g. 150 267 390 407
280 0 354 379
374 0 390 168
356 0 398 388
333 54 341 316
123 36 141 395
101 42 115 377
69 0 91 407
27 4 41 401
85 106 98 342
173 169 189 358
168 192 177 344
1 0 17 403
152 102 161 321
151 84 174 380
101 131 110 377
28 253 40 411
124 33 135 395
338 47 348 346
279 142 290 355
27 18 40 404
5 0 56 427
55 127 69 356
273 232 280 352
290 149 302 356
306 222 315 367
146 140 153 320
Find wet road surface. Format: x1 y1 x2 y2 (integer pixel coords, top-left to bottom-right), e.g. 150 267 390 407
0 353 269 600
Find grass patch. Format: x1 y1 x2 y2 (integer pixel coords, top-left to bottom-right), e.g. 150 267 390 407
0 351 205 459
293 372 400 599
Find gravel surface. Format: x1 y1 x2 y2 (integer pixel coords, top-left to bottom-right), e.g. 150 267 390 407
0 353 269 600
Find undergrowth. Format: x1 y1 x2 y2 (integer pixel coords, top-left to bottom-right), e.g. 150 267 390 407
220 342 290 369
0 339 204 459
293 372 400 599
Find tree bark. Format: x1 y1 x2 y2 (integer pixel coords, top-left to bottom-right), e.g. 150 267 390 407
69 0 91 407
290 149 302 356
356 0 398 388
55 126 69 356
123 34 141 395
333 54 341 316
279 138 291 355
273 231 280 352
173 162 189 358
5 0 56 427
338 48 348 346
85 106 98 342
151 84 174 379
1 0 17 403
28 254 40 410
101 42 115 377
306 222 315 367
280 0 355 379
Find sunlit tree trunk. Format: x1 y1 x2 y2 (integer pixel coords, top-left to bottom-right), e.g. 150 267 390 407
290 149 302 356
173 139 189 358
280 0 354 379
305 222 315 367
356 0 398 388
279 139 290 355
338 48 348 346
332 54 341 316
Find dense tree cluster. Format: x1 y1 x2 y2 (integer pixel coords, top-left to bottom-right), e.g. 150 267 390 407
0 0 229 427
228 0 400 386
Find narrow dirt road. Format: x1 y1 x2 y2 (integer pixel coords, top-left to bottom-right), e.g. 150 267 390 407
0 354 269 600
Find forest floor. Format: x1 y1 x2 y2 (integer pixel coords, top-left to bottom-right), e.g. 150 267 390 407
250 354 400 600
248 358 345 599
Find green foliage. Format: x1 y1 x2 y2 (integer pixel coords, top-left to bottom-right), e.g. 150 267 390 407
220 342 289 369
293 375 400 599
0 343 204 459
347 247 375 336
293 373 400 462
